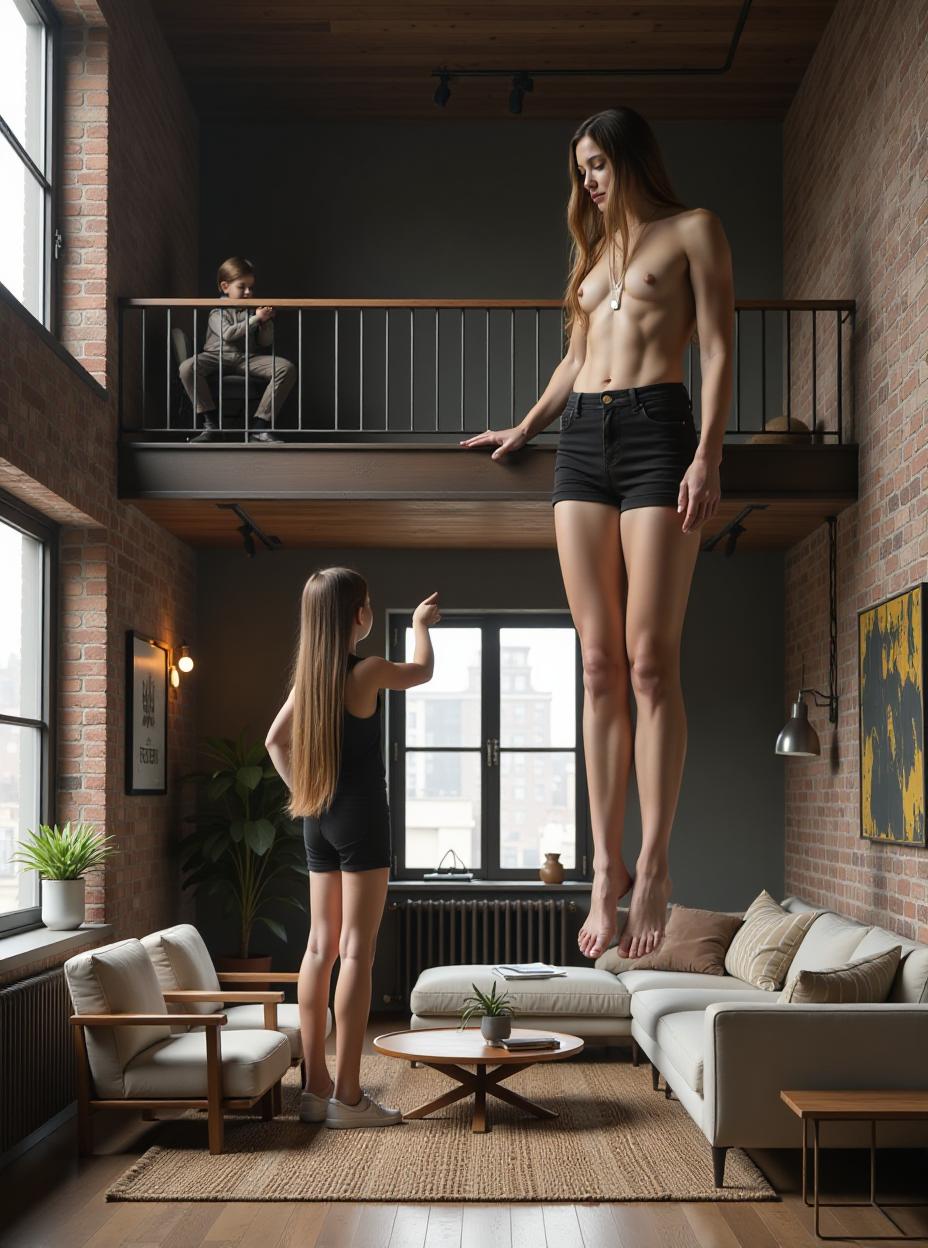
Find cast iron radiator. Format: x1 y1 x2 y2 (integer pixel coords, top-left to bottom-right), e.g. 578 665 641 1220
390 898 575 1003
0 968 74 1153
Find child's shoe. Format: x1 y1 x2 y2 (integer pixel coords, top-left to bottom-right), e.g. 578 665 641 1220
299 1086 333 1124
190 414 219 443
248 416 283 443
325 1091 402 1129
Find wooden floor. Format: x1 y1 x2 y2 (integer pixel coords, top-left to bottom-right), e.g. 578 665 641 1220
4 1020 928 1248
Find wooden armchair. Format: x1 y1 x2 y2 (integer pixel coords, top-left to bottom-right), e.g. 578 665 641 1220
64 939 291 1155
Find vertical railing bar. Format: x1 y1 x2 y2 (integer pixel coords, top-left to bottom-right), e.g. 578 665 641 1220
434 307 439 433
385 308 390 431
217 304 224 430
298 307 303 432
836 309 843 444
761 308 766 431
244 302 251 439
811 310 817 435
734 308 740 433
192 307 198 437
359 308 364 431
165 307 171 431
334 308 339 430
269 307 275 431
409 308 414 431
460 306 465 432
485 308 490 430
141 307 147 429
786 308 791 429
509 308 515 424
534 307 540 401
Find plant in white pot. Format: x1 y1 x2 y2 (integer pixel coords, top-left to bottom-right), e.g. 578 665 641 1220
11 822 117 930
459 980 516 1043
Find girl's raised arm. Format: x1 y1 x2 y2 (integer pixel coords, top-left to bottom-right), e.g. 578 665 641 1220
356 592 441 693
265 686 295 788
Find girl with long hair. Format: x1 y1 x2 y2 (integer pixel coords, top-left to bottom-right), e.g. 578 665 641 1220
462 107 733 961
266 568 440 1126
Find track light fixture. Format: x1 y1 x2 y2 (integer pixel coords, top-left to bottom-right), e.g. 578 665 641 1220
217 503 282 558
508 72 534 115
433 73 451 107
700 504 767 557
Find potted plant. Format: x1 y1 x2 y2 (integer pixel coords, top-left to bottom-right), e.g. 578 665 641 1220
182 734 308 969
11 822 117 930
460 980 516 1043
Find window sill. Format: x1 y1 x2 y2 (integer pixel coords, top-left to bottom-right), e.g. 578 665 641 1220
0 923 113 977
388 880 592 892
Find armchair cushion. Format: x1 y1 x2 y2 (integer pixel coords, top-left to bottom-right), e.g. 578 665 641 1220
123 1028 290 1100
64 939 171 1099
220 1001 334 1061
142 925 223 1022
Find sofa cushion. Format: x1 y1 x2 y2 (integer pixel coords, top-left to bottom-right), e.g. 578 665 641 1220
122 1028 290 1100
783 911 871 988
781 946 902 1004
410 964 630 1019
142 924 223 1020
219 1002 332 1061
724 891 819 990
854 928 928 1004
617 969 759 994
631 985 775 1038
655 1010 706 1094
65 939 171 1099
595 905 742 976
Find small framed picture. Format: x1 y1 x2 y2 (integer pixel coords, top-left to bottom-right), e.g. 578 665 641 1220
126 631 168 795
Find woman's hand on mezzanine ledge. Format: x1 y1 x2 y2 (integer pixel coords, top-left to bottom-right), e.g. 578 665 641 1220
459 426 528 461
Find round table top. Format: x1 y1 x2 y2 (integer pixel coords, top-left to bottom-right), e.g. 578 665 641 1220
372 1027 584 1065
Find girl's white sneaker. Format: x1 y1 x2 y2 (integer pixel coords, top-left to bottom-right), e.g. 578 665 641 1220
299 1088 332 1123
325 1092 403 1129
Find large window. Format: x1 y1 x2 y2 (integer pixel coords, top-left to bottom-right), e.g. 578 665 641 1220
389 613 587 880
0 495 56 933
0 0 57 324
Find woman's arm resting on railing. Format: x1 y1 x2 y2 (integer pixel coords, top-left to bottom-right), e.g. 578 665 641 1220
460 317 587 460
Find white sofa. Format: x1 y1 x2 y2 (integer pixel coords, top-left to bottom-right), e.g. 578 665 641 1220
409 896 928 1186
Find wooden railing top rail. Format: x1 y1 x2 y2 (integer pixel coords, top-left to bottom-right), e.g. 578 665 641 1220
119 297 857 313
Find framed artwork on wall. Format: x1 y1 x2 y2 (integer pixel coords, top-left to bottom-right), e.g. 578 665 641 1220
126 631 168 795
859 584 926 846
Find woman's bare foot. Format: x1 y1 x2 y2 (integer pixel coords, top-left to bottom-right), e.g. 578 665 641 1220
616 869 672 959
578 862 634 959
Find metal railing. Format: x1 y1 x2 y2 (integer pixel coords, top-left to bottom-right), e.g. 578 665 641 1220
118 297 854 444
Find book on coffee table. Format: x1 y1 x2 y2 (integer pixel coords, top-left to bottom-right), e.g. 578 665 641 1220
498 1036 561 1052
493 962 567 979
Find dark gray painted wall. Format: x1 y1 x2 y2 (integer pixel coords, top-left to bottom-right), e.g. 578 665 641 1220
191 546 785 980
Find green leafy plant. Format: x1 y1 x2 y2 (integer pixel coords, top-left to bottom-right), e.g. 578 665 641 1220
10 822 116 880
459 980 516 1028
182 735 307 959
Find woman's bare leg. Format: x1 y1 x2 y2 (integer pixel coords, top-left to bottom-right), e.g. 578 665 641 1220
333 866 389 1106
299 870 342 1095
618 506 701 958
555 500 634 960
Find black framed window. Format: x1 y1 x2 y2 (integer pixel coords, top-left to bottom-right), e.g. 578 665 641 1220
0 492 57 935
0 0 58 325
388 612 588 880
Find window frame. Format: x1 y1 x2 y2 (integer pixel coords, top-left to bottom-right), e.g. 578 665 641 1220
0 490 58 936
387 610 589 882
0 0 60 329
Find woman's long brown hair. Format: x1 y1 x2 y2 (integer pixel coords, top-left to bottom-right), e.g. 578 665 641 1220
289 567 368 818
564 107 686 338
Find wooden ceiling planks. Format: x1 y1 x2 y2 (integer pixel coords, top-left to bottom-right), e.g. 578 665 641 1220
149 0 839 121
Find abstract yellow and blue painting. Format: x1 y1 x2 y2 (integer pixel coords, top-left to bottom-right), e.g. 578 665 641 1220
859 584 926 845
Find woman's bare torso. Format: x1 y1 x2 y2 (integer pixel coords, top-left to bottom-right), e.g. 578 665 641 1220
572 210 698 393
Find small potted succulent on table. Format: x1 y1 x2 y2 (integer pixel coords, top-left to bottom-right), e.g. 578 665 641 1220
11 822 116 930
460 980 516 1043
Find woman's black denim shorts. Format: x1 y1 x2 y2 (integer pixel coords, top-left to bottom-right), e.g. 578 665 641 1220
552 381 699 512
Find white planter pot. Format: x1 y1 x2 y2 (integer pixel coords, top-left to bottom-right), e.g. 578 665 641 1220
42 878 86 930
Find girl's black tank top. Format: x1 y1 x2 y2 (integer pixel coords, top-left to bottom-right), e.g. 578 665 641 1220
335 653 386 797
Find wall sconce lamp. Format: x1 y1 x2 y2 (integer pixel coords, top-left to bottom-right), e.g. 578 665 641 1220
775 517 839 757
170 642 195 689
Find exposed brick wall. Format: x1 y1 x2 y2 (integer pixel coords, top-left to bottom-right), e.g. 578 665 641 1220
783 0 928 938
0 0 199 970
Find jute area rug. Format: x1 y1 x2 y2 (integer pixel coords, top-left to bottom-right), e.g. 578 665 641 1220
107 1056 775 1203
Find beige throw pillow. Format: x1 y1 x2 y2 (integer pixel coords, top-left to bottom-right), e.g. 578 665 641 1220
596 905 743 975
780 945 902 1004
724 890 819 990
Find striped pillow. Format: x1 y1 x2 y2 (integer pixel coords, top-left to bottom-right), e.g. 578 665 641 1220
724 890 819 991
780 945 902 1004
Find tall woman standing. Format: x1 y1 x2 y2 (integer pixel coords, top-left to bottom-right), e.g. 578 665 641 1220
462 107 733 960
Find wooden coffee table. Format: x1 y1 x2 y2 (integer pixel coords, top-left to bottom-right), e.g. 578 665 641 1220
373 1027 584 1134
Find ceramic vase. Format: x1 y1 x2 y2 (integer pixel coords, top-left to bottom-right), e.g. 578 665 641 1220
539 852 565 885
481 1015 512 1043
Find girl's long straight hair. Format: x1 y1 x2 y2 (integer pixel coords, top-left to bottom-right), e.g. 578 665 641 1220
289 567 368 819
564 107 686 338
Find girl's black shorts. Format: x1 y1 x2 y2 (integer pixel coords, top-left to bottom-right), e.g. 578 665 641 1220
552 382 699 512
302 790 392 873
